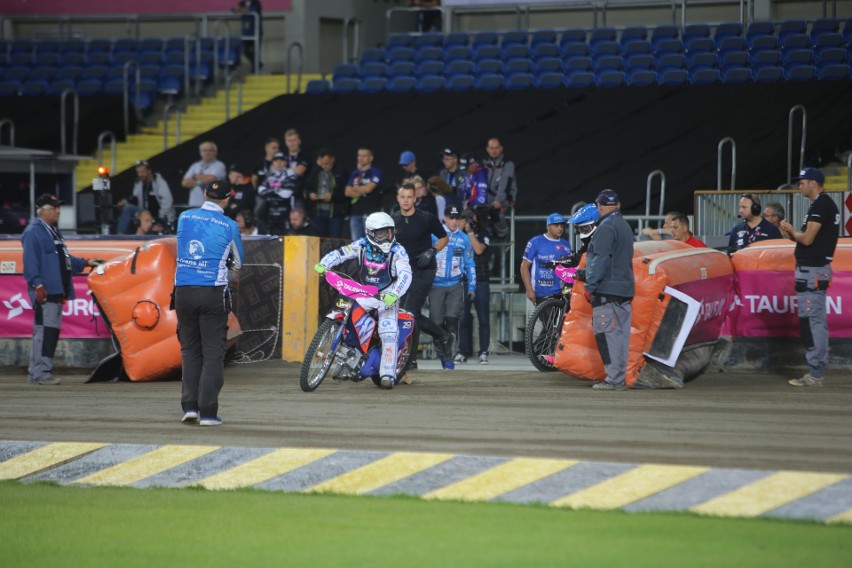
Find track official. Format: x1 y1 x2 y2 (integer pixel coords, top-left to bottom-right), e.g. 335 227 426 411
175 179 245 425
779 168 840 387
22 194 102 385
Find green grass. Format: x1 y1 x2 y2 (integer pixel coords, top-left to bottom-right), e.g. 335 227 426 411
1 481 849 567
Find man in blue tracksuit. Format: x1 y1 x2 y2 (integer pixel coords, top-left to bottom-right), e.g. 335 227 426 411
175 179 245 426
429 205 476 369
22 194 103 385
581 189 635 391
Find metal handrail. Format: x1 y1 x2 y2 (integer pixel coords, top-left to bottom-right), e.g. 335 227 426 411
162 103 181 151
59 89 79 155
286 42 304 94
0 118 14 147
224 75 244 121
342 18 360 64
717 136 736 190
212 19 232 87
96 130 117 174
787 104 807 185
643 169 666 233
122 61 141 137
183 35 192 100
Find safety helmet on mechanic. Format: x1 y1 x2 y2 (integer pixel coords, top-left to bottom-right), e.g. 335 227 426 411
365 212 397 254
567 203 599 238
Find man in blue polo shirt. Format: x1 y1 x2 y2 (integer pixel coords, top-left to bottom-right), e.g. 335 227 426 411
520 213 572 304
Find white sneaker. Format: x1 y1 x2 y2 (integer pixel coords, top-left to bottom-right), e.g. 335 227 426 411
181 410 200 424
479 353 489 365
199 417 222 426
454 353 467 363
788 373 823 387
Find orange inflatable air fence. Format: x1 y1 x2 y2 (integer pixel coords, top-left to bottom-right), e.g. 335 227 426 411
88 238 241 382
554 240 735 385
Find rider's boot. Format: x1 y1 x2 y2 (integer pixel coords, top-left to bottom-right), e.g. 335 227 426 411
380 375 395 389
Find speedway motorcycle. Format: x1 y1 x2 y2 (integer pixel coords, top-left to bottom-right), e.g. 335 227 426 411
524 261 577 372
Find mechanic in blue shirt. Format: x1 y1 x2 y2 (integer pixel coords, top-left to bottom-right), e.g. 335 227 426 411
520 213 572 305
174 179 245 427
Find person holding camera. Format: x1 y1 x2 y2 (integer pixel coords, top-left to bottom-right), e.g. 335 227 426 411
456 206 491 364
117 160 175 234
392 183 453 369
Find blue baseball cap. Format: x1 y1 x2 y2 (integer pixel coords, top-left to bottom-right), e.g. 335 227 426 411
546 212 566 225
399 151 416 165
794 167 825 184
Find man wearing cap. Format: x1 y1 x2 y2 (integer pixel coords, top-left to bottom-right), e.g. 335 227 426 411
22 194 103 385
117 160 175 234
439 148 467 210
345 147 383 240
429 205 477 369
397 151 420 187
225 163 256 220
174 179 245 426
582 189 635 391
779 167 840 387
460 153 489 209
182 141 227 208
257 151 298 235
520 213 572 305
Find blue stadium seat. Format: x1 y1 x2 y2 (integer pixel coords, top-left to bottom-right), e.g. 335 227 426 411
113 38 139 53
687 52 718 69
564 56 593 72
35 52 60 66
650 24 679 48
810 18 840 42
532 44 560 61
749 35 779 52
445 45 473 62
619 26 648 47
475 73 504 90
444 32 470 47
722 67 751 84
87 39 111 53
60 53 86 66
592 41 620 58
781 33 810 52
446 74 475 91
535 57 563 73
783 49 814 68
331 77 360 93
416 46 444 62
60 39 86 54
387 47 416 62
332 63 359 79
86 52 111 66
360 47 385 63
778 20 807 42
656 53 686 72
563 71 595 87
627 69 657 86
387 76 416 92
472 31 499 47
305 79 330 94
753 66 783 83
653 38 683 55
0 80 21 96
750 50 782 70
9 52 33 66
446 59 475 77
506 58 535 76
502 31 529 47
158 64 185 95
594 55 624 72
818 63 850 80
717 37 746 54
473 44 501 61
596 70 626 87
390 61 416 77
415 75 445 92
561 43 590 58
658 68 689 85
416 60 444 76
685 38 714 53
504 73 534 89
11 39 35 54
622 40 652 56
475 59 505 76
22 79 50 96
139 50 163 65
785 65 816 82
530 30 558 46
816 48 846 66
387 33 414 48
625 54 654 70
35 39 60 54
689 68 721 85
813 33 843 55
683 23 711 42
414 33 443 48
5 66 30 81
589 28 617 47
359 77 388 93
163 50 188 65
559 29 587 47
76 78 103 96
81 65 110 80
714 22 743 44
843 19 852 46
746 21 774 42
360 62 389 78
30 66 56 81
48 78 76 95
57 65 82 80
502 44 530 60
534 72 564 89
720 51 749 71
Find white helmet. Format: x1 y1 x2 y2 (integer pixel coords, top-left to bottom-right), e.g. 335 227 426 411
365 212 396 254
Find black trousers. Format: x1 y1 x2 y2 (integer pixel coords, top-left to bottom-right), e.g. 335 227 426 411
401 266 447 361
176 285 229 418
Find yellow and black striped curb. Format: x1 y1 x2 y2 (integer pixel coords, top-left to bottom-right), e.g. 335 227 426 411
2 440 851 524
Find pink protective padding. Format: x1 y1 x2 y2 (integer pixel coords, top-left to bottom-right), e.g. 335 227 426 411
554 264 577 285
326 272 378 299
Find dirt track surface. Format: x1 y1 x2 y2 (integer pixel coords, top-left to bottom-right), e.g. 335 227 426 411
1 357 850 473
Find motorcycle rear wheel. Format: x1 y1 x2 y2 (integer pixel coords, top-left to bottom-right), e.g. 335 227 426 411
525 297 567 372
300 319 342 392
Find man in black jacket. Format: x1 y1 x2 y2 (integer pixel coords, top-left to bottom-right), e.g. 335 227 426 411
304 148 348 238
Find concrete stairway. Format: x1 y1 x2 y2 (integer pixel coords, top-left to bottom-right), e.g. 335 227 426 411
74 73 321 190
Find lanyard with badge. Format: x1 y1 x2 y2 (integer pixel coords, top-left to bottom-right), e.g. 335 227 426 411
41 219 72 271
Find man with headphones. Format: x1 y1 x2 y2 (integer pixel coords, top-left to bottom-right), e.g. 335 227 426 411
726 193 782 255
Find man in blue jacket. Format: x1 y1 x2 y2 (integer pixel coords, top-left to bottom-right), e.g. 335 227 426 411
22 194 102 385
581 189 635 391
429 205 476 369
175 179 245 426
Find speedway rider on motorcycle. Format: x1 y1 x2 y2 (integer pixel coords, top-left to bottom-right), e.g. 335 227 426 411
565 203 599 264
314 212 412 389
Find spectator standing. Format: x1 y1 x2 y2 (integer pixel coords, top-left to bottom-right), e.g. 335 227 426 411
22 194 102 385
430 205 476 369
233 0 263 73
778 168 840 387
520 213 572 305
459 153 488 208
345 147 383 239
412 175 439 217
287 206 316 236
409 0 442 32
582 189 635 391
483 137 517 239
457 206 491 364
251 137 280 189
397 151 420 187
392 183 453 368
304 148 348 238
225 163 256 220
175 179 245 426
117 160 175 234
182 141 227 208
438 148 467 209
669 213 708 247
283 128 311 193
257 152 298 234
727 194 782 254
764 201 786 230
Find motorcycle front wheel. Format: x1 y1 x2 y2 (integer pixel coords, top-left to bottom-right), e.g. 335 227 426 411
525 297 567 372
300 319 342 392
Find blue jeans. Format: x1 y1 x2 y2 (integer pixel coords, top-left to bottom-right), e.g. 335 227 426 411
313 211 346 239
350 215 366 240
459 282 490 356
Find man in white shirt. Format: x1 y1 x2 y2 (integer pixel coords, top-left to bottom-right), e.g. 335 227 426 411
182 141 227 207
